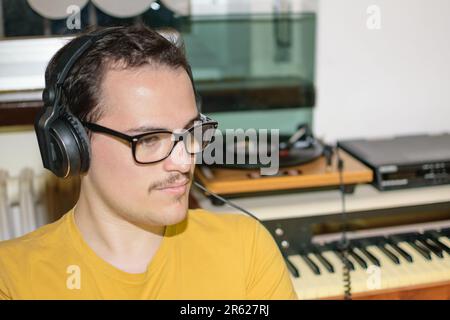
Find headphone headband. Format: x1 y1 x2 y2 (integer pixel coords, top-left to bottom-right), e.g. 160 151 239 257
44 27 122 106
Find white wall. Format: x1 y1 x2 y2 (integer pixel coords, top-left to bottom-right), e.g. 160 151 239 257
313 0 450 143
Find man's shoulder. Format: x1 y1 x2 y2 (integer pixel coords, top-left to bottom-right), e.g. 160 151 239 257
0 213 70 261
179 209 263 251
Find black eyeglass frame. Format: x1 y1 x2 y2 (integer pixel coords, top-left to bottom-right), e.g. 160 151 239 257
81 113 218 164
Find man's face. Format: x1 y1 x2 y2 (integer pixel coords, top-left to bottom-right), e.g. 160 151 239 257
85 64 198 227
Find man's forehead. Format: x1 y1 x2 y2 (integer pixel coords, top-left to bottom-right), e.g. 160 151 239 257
99 65 198 132
100 65 193 104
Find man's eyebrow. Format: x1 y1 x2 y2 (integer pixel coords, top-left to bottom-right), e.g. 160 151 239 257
125 114 200 134
182 113 201 129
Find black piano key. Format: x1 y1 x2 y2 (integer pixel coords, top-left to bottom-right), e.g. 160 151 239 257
378 244 401 265
349 248 368 269
389 234 406 244
386 240 413 263
313 252 335 273
407 240 432 260
425 232 450 255
285 256 300 278
426 237 450 256
417 237 444 258
426 230 444 239
300 254 321 275
355 245 381 267
440 228 450 237
333 250 355 271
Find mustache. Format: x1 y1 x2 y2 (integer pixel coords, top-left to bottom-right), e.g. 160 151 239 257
149 172 193 192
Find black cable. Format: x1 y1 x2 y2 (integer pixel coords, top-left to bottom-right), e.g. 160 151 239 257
194 181 261 222
335 146 352 300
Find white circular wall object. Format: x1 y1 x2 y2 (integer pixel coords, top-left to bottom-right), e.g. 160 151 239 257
91 0 153 18
27 0 89 19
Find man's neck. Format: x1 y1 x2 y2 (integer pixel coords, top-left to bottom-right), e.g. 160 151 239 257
73 193 166 274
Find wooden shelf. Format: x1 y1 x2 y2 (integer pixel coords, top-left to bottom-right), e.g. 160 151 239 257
0 99 43 127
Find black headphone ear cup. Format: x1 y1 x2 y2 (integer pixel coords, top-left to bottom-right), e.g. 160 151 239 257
64 113 91 174
48 113 90 178
47 122 70 178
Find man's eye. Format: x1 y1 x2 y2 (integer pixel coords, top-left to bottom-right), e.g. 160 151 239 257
140 136 160 146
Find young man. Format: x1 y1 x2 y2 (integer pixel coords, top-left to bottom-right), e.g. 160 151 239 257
0 25 297 299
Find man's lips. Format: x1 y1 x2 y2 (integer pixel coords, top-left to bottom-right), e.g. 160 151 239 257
155 180 190 195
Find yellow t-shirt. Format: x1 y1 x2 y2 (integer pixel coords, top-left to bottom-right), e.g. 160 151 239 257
0 208 297 300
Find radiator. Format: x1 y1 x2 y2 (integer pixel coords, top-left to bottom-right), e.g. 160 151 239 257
0 168 80 241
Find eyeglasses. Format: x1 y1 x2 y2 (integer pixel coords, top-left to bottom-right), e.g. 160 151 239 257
81 113 218 164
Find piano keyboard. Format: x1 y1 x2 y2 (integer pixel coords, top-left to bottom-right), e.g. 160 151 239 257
287 228 450 299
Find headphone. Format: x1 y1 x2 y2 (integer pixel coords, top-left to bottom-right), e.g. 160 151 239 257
35 26 200 179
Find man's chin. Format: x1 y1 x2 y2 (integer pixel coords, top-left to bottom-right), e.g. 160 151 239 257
159 206 189 226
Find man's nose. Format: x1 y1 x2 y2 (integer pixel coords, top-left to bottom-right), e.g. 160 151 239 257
163 139 192 173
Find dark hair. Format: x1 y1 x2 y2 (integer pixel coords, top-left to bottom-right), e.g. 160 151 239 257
45 25 193 133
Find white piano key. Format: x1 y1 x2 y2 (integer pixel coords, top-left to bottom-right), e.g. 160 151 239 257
343 253 371 293
306 252 342 298
320 251 350 298
435 237 450 271
392 242 436 286
396 242 449 285
438 236 450 254
367 245 412 288
289 254 320 299
408 239 450 275
384 242 420 281
300 253 336 299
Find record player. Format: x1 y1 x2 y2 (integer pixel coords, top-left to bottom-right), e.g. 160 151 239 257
194 125 373 204
211 123 325 169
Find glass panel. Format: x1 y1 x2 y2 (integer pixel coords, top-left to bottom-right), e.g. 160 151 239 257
183 14 316 113
0 1 316 132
